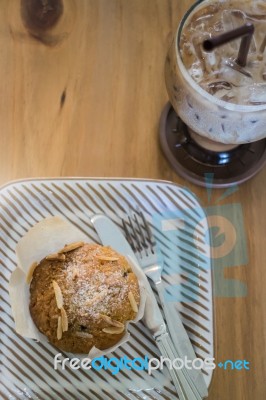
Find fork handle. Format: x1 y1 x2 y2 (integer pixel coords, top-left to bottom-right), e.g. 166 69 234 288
156 282 208 399
156 333 202 400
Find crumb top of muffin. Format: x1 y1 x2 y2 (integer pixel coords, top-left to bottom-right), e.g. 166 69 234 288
29 243 140 353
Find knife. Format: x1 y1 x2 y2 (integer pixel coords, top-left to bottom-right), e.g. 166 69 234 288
91 214 167 333
91 214 207 399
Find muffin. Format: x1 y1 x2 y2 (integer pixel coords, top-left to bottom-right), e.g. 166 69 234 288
29 242 140 353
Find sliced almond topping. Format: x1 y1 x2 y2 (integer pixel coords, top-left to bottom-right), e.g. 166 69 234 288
59 242 84 253
128 291 138 313
110 320 125 328
57 316 62 340
46 253 66 261
26 261 38 284
61 307 68 332
52 280 64 309
99 314 124 328
96 256 119 262
100 314 113 324
102 326 125 334
75 332 93 339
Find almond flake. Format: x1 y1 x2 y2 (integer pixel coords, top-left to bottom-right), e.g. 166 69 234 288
75 332 93 339
128 291 138 313
102 326 124 334
26 261 38 284
61 307 68 332
100 314 113 324
100 314 124 328
57 316 62 340
52 280 64 309
59 241 84 253
96 256 119 262
110 320 124 328
46 253 66 261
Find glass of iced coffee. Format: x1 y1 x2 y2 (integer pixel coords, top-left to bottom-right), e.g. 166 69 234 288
165 0 266 146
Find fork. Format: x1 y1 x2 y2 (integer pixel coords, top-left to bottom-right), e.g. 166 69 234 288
122 211 208 399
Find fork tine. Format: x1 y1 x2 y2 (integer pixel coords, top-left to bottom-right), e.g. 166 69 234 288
122 211 157 258
139 211 155 254
134 213 150 257
134 213 148 248
128 215 143 252
122 219 137 252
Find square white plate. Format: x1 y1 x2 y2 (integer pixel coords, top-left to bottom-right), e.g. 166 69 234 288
0 178 214 400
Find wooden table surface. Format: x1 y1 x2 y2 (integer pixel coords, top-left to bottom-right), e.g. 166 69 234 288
0 1 265 399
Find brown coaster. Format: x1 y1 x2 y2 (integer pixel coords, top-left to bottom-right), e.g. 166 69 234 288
159 102 266 188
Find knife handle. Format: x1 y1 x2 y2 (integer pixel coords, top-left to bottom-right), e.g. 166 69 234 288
156 333 202 400
156 282 208 398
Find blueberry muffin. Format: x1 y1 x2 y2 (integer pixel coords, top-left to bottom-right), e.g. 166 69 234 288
29 243 140 353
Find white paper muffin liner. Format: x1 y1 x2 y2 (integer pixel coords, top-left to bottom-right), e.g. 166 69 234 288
9 216 147 359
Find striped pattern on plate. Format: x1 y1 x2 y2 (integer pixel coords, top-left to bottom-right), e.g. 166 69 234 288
0 178 214 400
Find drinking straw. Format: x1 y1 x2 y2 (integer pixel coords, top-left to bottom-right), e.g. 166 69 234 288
259 34 266 54
203 23 255 67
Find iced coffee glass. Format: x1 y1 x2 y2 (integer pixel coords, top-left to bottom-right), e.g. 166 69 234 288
165 0 266 145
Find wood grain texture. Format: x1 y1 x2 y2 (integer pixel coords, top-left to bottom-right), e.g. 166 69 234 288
0 1 265 398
